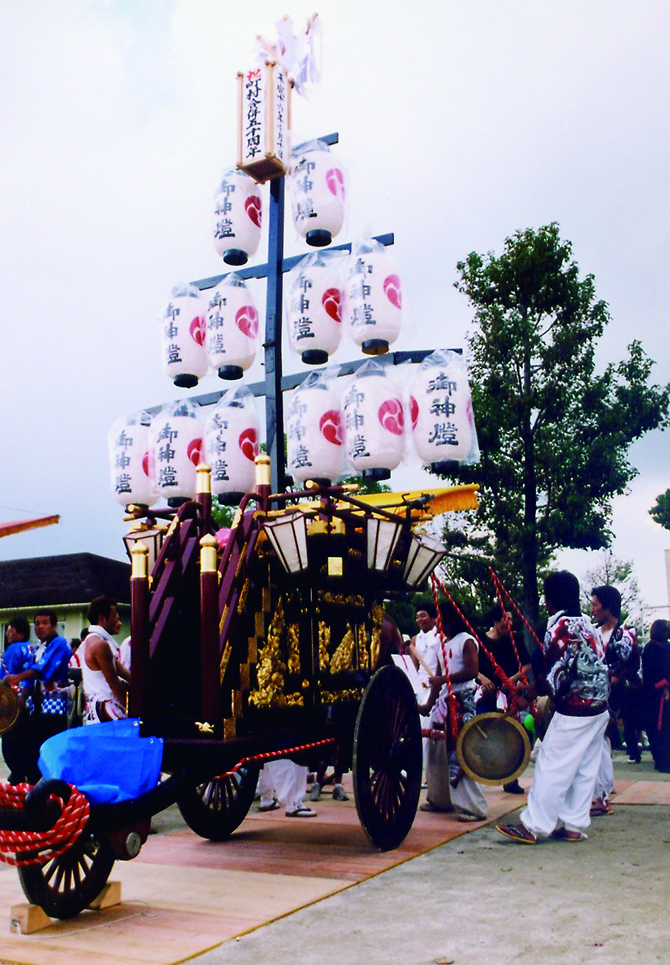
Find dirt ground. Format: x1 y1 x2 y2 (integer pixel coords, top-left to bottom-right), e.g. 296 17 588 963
190 751 670 965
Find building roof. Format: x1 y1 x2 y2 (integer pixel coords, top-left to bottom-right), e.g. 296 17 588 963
0 553 131 608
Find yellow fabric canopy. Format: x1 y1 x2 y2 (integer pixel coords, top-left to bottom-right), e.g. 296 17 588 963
353 484 479 518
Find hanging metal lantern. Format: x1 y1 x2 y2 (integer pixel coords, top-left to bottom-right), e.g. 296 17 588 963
345 238 402 356
212 168 262 267
287 369 343 484
204 384 260 505
151 400 204 506
285 250 344 365
410 349 480 469
108 412 157 509
204 274 259 380
343 361 405 481
288 140 346 247
160 283 208 389
237 60 292 183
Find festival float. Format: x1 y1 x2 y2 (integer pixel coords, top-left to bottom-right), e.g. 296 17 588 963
0 16 531 923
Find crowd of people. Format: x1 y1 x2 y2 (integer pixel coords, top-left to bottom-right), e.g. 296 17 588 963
401 571 670 843
0 596 130 784
1 575 669 836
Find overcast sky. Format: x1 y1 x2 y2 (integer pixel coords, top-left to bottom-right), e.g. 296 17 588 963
1 1 668 615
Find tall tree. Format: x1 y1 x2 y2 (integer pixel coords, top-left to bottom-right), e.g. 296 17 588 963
439 224 669 629
650 489 670 531
581 549 646 635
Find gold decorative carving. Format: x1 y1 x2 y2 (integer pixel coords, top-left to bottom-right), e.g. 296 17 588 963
285 692 304 707
371 602 384 668
219 641 232 683
330 623 355 674
248 637 258 663
356 623 370 670
237 578 250 614
233 690 243 717
195 721 214 734
318 621 331 671
223 718 236 739
287 622 301 673
240 663 250 690
219 604 229 635
320 591 365 607
249 596 287 708
321 687 365 704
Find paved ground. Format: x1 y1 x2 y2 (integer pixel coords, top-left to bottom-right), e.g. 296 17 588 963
0 751 667 964
191 751 670 965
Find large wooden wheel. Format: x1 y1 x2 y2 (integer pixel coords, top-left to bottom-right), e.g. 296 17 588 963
177 763 259 841
18 824 115 919
353 664 422 851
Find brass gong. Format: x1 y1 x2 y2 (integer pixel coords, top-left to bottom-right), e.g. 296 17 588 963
0 684 20 735
456 712 531 786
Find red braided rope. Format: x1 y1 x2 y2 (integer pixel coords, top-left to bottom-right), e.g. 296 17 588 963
489 568 544 653
212 738 336 781
430 575 460 740
431 572 517 705
0 782 90 868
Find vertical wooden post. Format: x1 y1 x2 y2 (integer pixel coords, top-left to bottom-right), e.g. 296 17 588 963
200 534 220 719
196 462 212 529
129 544 150 719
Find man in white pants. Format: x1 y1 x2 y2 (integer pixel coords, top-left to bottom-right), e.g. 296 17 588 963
496 571 609 844
410 603 440 786
257 760 317 817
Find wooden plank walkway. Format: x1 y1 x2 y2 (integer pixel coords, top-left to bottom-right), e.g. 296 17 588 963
0 777 664 965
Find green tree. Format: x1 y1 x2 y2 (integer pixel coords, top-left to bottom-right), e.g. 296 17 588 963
439 223 669 629
650 489 670 531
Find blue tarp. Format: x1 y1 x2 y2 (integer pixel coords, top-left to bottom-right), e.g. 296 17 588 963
38 718 164 806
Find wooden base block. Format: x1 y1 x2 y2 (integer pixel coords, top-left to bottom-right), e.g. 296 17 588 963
10 902 51 935
89 880 122 910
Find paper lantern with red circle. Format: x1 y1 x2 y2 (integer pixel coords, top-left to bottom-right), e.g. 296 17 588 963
108 412 157 509
287 370 343 484
343 362 406 479
204 384 260 504
212 168 262 267
204 274 259 380
160 283 208 389
288 141 346 247
285 250 345 365
151 400 205 505
345 238 403 356
409 349 480 467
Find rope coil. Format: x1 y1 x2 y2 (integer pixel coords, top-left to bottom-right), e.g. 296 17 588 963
0 782 90 867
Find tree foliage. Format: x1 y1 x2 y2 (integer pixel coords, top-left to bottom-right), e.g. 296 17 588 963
581 549 646 635
438 224 669 626
650 489 670 532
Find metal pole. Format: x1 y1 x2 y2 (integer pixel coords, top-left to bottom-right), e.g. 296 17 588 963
264 175 286 495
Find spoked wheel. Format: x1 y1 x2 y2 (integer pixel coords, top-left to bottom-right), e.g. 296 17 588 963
353 664 422 851
177 763 259 841
18 825 115 919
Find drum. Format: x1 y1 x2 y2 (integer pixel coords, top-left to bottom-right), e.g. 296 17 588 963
456 711 531 785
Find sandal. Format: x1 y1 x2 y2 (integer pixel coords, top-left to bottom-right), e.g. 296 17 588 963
552 827 587 842
285 806 317 818
257 800 280 812
495 823 537 844
589 803 613 817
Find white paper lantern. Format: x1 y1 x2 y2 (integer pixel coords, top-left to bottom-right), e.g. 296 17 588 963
151 400 205 505
204 385 260 504
286 252 344 364
287 371 343 484
212 169 262 267
160 283 208 389
343 363 405 477
108 412 157 508
205 274 259 380
345 241 402 355
410 349 479 466
289 141 346 247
